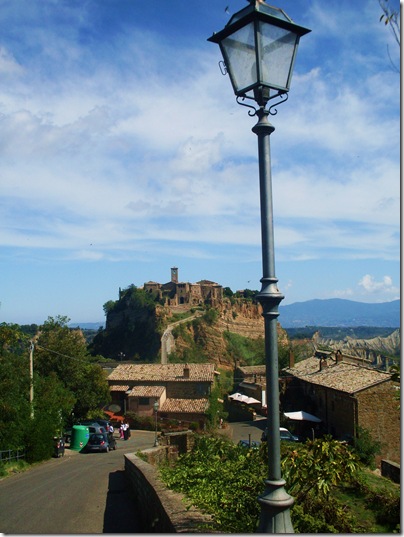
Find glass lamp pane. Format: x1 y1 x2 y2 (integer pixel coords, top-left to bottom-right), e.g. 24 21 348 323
259 22 298 91
221 22 257 94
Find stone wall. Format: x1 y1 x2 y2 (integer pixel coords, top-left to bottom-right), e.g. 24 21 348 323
356 381 400 464
124 452 213 533
381 459 400 484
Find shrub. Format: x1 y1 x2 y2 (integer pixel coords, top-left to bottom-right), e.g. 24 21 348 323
353 474 400 530
202 308 219 326
126 412 155 431
353 426 381 468
159 434 362 533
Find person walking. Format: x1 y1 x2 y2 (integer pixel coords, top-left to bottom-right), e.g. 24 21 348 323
123 421 129 440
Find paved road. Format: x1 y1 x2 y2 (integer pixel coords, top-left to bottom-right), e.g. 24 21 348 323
161 311 203 362
224 417 267 444
0 422 267 534
0 431 156 534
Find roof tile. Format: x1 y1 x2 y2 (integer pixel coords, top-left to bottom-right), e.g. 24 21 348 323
128 385 166 397
108 363 215 382
284 357 392 394
160 398 209 413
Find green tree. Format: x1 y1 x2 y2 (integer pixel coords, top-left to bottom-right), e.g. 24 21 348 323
223 287 234 298
0 349 31 450
0 322 29 356
281 435 359 502
91 287 161 360
25 373 75 462
160 434 362 533
35 315 110 421
160 435 266 532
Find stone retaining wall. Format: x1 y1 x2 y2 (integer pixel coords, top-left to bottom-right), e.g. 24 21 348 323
381 459 400 484
124 451 213 533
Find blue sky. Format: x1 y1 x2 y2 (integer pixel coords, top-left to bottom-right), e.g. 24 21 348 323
0 0 400 325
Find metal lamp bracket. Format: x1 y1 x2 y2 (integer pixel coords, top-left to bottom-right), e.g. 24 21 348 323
236 90 289 116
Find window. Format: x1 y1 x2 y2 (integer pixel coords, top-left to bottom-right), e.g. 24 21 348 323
139 397 149 406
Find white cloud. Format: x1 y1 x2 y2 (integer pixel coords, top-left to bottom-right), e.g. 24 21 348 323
0 0 400 323
330 275 399 303
358 274 397 295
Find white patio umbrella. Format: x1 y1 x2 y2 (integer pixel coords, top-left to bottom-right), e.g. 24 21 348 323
228 392 245 402
283 411 321 423
244 396 261 405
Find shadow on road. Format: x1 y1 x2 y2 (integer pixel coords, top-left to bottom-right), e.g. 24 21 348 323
103 470 140 533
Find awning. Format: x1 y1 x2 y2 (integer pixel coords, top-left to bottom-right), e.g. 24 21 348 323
284 411 321 423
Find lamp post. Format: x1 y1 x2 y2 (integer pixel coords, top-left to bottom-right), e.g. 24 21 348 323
153 400 159 447
208 2 310 533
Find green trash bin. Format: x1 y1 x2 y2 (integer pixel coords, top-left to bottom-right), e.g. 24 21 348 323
70 425 90 451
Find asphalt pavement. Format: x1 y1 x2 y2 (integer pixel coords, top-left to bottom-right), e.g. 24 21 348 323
224 417 267 444
0 424 267 534
0 430 156 534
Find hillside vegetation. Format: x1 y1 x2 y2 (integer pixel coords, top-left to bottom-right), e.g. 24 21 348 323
88 286 398 368
159 434 400 533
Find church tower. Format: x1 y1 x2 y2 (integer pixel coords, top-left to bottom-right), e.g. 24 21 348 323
171 267 178 283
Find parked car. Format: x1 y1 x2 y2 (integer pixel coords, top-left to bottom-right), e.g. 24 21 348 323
280 427 300 442
93 419 111 431
238 439 261 449
85 433 116 453
261 427 300 442
53 437 65 458
106 432 117 450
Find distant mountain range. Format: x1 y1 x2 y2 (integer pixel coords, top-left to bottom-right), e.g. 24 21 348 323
69 322 105 330
70 298 400 330
278 298 400 328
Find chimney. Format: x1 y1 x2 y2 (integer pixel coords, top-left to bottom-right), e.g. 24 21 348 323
183 364 190 379
319 358 327 371
335 350 343 363
289 350 295 369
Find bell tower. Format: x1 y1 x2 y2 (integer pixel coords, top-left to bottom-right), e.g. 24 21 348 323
171 267 178 283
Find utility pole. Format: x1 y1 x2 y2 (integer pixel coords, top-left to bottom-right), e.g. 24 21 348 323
29 341 34 418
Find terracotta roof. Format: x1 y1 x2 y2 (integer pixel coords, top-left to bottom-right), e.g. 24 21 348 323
109 385 129 392
128 385 166 397
238 365 266 375
160 398 209 413
108 363 215 382
284 357 392 394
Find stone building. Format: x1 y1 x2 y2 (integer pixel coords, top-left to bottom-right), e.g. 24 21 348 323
107 363 218 428
231 356 400 466
282 355 400 465
233 364 267 405
144 267 223 307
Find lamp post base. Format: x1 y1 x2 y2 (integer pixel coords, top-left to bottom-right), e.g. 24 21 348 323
257 479 294 533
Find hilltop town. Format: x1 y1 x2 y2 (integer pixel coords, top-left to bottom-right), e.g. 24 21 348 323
142 267 224 308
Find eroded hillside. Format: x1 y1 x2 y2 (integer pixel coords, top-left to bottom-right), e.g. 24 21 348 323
91 287 398 367
314 329 400 359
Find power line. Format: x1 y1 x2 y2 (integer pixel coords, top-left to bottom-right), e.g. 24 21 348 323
34 343 87 364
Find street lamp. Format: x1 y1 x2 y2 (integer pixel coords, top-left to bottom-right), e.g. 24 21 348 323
208 2 310 533
153 400 159 447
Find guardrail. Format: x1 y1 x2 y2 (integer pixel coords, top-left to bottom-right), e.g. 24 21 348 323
0 449 26 463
